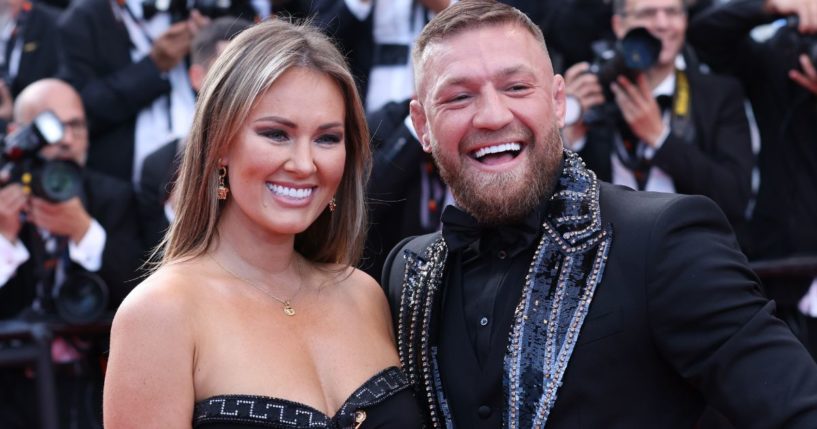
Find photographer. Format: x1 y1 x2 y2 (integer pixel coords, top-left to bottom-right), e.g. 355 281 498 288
0 79 142 427
562 0 754 228
688 0 817 358
57 0 214 184
0 79 143 316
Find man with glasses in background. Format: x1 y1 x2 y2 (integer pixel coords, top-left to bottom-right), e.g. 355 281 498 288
562 0 754 231
0 78 142 428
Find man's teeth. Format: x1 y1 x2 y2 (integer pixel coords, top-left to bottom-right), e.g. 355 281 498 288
267 184 313 199
473 143 521 159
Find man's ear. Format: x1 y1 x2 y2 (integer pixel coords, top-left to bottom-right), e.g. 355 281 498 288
409 99 432 153
189 64 206 93
553 74 567 129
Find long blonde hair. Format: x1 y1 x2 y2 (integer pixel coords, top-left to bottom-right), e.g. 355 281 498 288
159 18 370 268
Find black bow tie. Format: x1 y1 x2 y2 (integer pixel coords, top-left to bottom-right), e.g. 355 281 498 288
440 204 543 255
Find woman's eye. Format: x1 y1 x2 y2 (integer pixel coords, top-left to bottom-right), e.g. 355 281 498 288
316 133 343 145
260 129 288 141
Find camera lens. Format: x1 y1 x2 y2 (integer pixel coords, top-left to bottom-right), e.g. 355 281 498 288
34 160 82 202
53 272 109 324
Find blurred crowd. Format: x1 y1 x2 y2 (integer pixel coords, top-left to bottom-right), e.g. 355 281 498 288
0 0 815 427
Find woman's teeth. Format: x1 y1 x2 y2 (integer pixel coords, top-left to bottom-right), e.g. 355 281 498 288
267 184 313 199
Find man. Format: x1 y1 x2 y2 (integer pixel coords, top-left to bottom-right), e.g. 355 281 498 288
0 78 143 427
58 0 210 183
137 16 251 251
382 1 817 428
562 0 753 227
0 0 64 131
688 0 817 356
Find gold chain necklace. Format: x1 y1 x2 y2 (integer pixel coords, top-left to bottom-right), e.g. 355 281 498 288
210 254 303 316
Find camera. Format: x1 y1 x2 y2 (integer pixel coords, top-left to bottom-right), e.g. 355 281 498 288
142 0 237 20
583 27 662 125
52 271 109 324
589 27 662 97
0 110 83 203
785 16 817 68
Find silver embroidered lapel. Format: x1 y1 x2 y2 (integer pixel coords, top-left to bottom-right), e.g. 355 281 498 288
504 152 613 428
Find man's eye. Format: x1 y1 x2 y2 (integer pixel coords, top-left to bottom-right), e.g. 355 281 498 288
447 94 470 103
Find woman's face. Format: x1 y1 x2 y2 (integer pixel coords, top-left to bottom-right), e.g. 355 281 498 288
222 66 346 237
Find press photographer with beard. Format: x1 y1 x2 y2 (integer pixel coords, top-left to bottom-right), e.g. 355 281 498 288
0 79 142 427
383 1 817 427
562 0 754 228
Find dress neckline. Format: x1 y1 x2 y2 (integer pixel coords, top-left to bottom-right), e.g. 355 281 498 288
194 366 409 428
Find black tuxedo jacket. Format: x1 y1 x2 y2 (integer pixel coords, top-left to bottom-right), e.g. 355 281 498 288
136 138 179 252
579 61 754 226
9 2 64 98
0 169 144 319
57 0 172 181
383 183 817 428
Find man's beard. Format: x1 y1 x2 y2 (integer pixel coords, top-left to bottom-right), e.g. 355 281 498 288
431 122 563 226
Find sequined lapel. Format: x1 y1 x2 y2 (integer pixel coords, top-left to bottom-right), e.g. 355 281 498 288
504 152 613 428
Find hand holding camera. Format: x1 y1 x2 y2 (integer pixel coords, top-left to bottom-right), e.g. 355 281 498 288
766 0 817 34
563 27 664 146
563 62 604 145
28 196 91 244
0 81 12 122
0 181 26 242
610 74 665 147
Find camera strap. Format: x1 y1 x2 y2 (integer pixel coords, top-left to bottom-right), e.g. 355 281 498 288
670 68 695 145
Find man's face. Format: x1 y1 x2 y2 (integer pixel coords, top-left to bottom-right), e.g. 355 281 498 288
411 23 565 225
32 89 89 166
613 0 687 67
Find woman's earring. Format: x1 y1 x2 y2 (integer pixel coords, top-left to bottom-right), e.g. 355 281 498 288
328 196 337 213
217 166 229 200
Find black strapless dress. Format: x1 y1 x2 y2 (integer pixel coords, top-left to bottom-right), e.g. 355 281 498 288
192 366 424 428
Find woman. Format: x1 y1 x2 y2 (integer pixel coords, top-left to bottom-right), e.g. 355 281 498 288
103 18 423 428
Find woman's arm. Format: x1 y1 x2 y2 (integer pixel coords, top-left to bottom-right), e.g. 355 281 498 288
103 272 197 428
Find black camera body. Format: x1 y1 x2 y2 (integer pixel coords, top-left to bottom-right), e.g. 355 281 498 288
785 16 817 69
142 0 236 20
0 110 83 203
589 27 663 98
584 27 662 125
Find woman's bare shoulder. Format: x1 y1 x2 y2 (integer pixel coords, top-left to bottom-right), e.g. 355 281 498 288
113 259 210 333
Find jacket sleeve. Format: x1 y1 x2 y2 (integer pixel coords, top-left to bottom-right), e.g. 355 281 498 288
645 195 817 428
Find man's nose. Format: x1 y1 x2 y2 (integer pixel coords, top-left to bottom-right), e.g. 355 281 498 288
472 87 513 130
